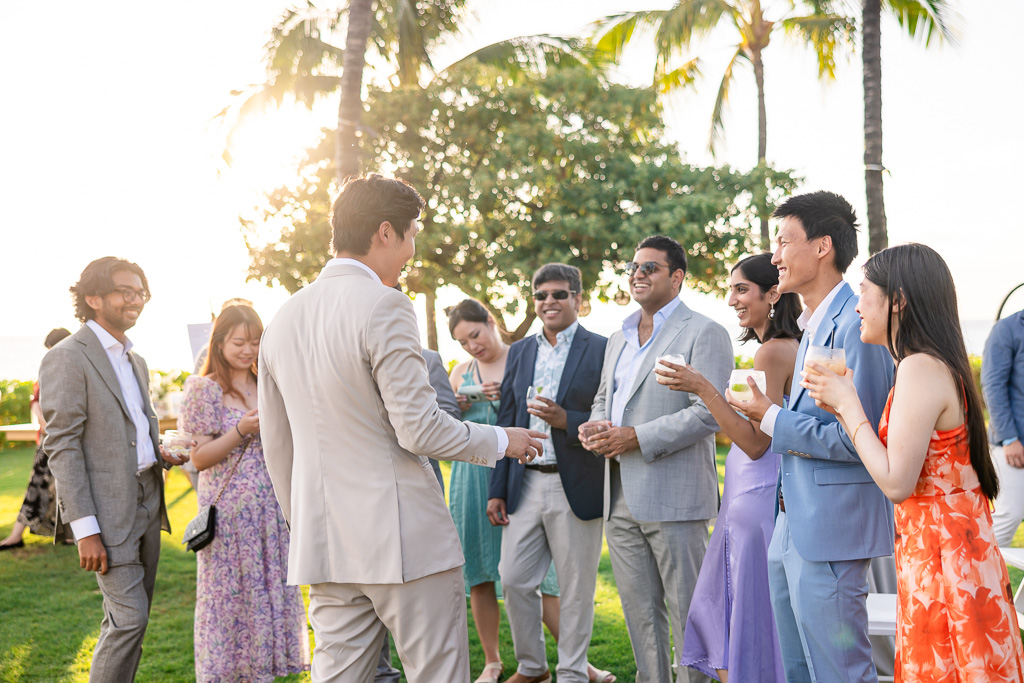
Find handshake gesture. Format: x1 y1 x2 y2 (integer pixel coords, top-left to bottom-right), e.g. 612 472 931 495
502 427 548 464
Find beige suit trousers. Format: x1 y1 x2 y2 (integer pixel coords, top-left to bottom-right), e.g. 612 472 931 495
307 566 469 682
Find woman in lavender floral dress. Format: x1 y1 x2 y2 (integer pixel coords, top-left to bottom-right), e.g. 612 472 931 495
180 305 309 683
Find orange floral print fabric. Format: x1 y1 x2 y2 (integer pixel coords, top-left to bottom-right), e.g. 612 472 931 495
879 389 1024 682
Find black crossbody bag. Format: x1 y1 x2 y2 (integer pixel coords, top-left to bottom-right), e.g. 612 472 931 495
182 435 249 552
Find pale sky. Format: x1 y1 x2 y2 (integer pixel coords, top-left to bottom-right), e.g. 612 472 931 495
1 1 1022 379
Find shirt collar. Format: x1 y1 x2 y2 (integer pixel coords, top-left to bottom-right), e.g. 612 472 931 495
86 319 133 356
622 296 682 334
799 280 846 336
537 320 579 349
327 257 383 285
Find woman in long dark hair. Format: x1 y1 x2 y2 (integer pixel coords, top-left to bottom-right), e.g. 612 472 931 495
655 253 800 682
180 305 309 682
802 244 1023 680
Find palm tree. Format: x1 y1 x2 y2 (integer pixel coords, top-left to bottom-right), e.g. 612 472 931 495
223 0 600 183
863 0 953 254
337 0 374 181
594 1 854 248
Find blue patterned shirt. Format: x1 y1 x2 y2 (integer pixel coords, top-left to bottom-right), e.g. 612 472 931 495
530 321 579 465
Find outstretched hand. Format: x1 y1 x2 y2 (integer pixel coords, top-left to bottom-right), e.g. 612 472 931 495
503 427 548 464
654 361 710 395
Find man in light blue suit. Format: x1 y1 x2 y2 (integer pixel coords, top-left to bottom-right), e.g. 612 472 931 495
736 192 895 682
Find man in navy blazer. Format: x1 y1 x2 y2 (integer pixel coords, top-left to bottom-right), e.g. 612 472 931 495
736 192 895 683
488 263 607 683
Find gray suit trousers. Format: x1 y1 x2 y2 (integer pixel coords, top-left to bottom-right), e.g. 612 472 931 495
605 466 711 683
89 466 163 683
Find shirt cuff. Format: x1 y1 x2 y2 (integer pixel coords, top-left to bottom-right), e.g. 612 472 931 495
70 516 101 541
1002 437 1020 447
492 426 509 458
760 404 782 437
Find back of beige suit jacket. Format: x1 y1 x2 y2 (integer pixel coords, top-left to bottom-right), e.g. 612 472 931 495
259 263 499 585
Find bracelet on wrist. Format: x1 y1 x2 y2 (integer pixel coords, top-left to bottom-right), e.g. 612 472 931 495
235 424 244 438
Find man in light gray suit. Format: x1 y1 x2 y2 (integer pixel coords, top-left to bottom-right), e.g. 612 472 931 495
580 236 732 683
39 257 188 682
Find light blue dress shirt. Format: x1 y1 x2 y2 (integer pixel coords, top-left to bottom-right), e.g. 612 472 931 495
610 297 683 427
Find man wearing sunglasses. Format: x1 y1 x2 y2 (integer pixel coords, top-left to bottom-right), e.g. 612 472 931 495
488 263 607 683
580 236 732 683
39 257 188 682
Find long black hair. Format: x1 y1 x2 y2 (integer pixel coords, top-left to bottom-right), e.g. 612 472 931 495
732 253 802 344
864 243 998 500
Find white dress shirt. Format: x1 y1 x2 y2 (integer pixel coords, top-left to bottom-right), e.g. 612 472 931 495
610 297 682 427
71 320 157 540
327 257 509 456
760 280 846 436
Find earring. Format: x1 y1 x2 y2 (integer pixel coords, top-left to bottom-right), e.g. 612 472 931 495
768 302 775 320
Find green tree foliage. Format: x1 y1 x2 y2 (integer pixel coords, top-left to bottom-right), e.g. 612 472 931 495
0 380 33 450
244 65 798 340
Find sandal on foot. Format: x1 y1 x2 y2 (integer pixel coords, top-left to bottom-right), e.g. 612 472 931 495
475 661 504 683
589 665 617 683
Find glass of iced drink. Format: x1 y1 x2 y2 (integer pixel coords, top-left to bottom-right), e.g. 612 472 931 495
804 346 847 375
160 430 192 460
728 369 767 402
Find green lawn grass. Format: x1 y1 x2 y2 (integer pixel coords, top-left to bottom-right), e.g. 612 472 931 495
3 445 1021 681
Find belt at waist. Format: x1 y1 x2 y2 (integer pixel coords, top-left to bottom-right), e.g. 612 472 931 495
525 463 559 474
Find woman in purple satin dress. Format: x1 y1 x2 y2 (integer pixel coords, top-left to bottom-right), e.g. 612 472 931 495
655 254 801 682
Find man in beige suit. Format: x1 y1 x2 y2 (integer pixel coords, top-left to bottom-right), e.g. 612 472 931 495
259 174 545 682
40 257 188 682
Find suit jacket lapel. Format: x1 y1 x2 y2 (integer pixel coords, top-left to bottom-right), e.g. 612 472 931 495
520 335 539 400
79 327 131 419
790 333 811 407
624 301 690 406
556 326 589 404
604 334 626 411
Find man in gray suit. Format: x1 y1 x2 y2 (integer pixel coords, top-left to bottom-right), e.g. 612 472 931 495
580 236 732 683
39 257 188 682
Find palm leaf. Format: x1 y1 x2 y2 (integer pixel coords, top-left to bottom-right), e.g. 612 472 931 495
458 34 612 78
885 0 959 47
655 56 703 93
782 14 855 78
708 45 747 156
590 11 669 63
653 0 733 75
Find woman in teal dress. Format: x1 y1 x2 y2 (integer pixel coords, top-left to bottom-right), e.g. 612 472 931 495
447 300 562 683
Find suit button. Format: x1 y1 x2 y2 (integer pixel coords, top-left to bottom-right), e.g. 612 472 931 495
131 441 136 446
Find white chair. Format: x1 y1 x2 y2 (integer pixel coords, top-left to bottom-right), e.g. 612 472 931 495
999 547 1024 629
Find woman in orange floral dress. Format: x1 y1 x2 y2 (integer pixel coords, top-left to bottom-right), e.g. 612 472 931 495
802 243 1023 681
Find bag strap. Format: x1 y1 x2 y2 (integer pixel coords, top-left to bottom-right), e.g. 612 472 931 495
212 433 251 506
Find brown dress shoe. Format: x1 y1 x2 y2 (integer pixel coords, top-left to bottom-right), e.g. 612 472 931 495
504 671 552 683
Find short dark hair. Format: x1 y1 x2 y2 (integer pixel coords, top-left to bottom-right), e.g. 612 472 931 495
70 257 150 323
637 235 687 276
330 173 426 256
731 253 802 344
44 328 71 349
446 299 490 336
532 263 582 294
772 191 859 272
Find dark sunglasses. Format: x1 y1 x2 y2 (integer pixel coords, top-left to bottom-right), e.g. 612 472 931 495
622 261 669 277
532 289 576 301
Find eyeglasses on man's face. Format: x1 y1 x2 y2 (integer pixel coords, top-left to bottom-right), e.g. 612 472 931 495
531 289 576 301
622 261 669 277
107 286 151 304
